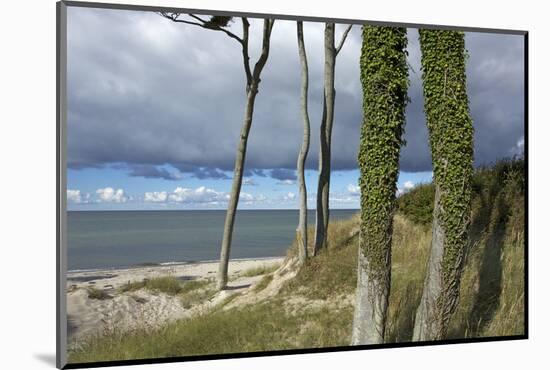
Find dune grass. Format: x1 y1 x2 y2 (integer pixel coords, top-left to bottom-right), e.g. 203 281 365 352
69 159 525 364
119 276 211 297
86 287 112 300
252 274 274 293
239 263 281 278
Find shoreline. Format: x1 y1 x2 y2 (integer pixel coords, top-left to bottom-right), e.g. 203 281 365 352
67 256 285 343
67 255 286 274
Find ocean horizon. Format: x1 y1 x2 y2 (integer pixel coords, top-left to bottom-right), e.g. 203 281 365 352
67 209 358 271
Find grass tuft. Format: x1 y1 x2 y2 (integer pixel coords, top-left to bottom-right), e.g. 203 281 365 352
87 287 112 300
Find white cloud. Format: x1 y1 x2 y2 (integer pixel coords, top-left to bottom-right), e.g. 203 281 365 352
404 181 415 191
155 186 267 206
96 187 128 203
277 180 296 186
241 192 266 204
397 181 416 197
284 192 296 201
511 136 524 156
67 189 82 203
168 186 227 204
144 191 168 203
347 184 360 196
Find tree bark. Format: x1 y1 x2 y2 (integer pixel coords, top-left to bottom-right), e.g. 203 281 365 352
217 19 275 290
296 21 311 265
351 26 409 345
313 23 336 255
413 185 445 340
351 240 391 344
412 29 474 340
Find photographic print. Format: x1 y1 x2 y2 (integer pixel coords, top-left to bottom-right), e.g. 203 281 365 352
58 1 526 368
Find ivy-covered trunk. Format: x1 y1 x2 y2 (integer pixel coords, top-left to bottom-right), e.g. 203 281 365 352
313 23 336 255
351 26 409 345
296 21 311 265
413 29 474 340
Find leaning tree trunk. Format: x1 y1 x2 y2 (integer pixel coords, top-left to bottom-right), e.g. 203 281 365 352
412 29 474 341
296 21 311 265
313 23 336 255
351 26 409 345
217 19 275 290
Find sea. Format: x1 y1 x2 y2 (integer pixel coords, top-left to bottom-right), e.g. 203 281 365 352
67 209 358 271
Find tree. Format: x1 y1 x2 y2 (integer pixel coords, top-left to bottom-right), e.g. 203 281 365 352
413 29 474 341
159 13 275 290
351 26 409 345
313 23 353 255
295 21 311 265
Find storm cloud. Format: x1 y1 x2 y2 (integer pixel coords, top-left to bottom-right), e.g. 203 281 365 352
67 8 524 179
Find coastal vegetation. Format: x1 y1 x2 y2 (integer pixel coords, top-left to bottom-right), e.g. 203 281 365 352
119 276 209 296
69 159 524 363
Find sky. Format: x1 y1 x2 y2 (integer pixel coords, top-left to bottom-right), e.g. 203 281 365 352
66 7 525 211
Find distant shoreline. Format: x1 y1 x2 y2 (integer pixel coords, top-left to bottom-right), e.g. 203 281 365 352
67 255 285 274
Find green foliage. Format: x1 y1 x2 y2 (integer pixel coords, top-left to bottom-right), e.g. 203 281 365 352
396 158 524 228
358 26 409 279
419 30 474 322
448 158 525 338
397 183 436 226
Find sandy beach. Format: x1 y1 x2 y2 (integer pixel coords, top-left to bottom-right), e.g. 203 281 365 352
66 257 284 346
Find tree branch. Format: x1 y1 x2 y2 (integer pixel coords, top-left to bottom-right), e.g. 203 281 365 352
241 18 253 90
251 19 275 86
335 24 353 56
158 12 244 45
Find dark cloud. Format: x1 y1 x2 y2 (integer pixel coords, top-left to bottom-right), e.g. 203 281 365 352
189 167 230 180
127 164 182 180
67 8 524 178
270 168 297 181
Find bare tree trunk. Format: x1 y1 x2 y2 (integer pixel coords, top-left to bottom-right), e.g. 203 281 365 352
413 185 445 340
296 21 311 265
217 19 275 290
313 23 336 255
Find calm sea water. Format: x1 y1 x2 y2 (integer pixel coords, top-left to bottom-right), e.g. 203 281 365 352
67 209 358 271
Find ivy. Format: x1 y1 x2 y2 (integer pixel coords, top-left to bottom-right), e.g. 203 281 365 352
418 30 474 322
358 26 409 281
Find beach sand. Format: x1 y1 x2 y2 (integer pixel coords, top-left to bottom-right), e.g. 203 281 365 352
66 257 284 346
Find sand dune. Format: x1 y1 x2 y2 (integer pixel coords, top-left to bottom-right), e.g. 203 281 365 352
66 257 284 346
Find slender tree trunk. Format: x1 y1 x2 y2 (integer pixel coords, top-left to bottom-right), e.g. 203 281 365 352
412 29 474 340
351 26 409 345
313 23 336 255
217 88 259 290
296 21 311 265
217 19 275 290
